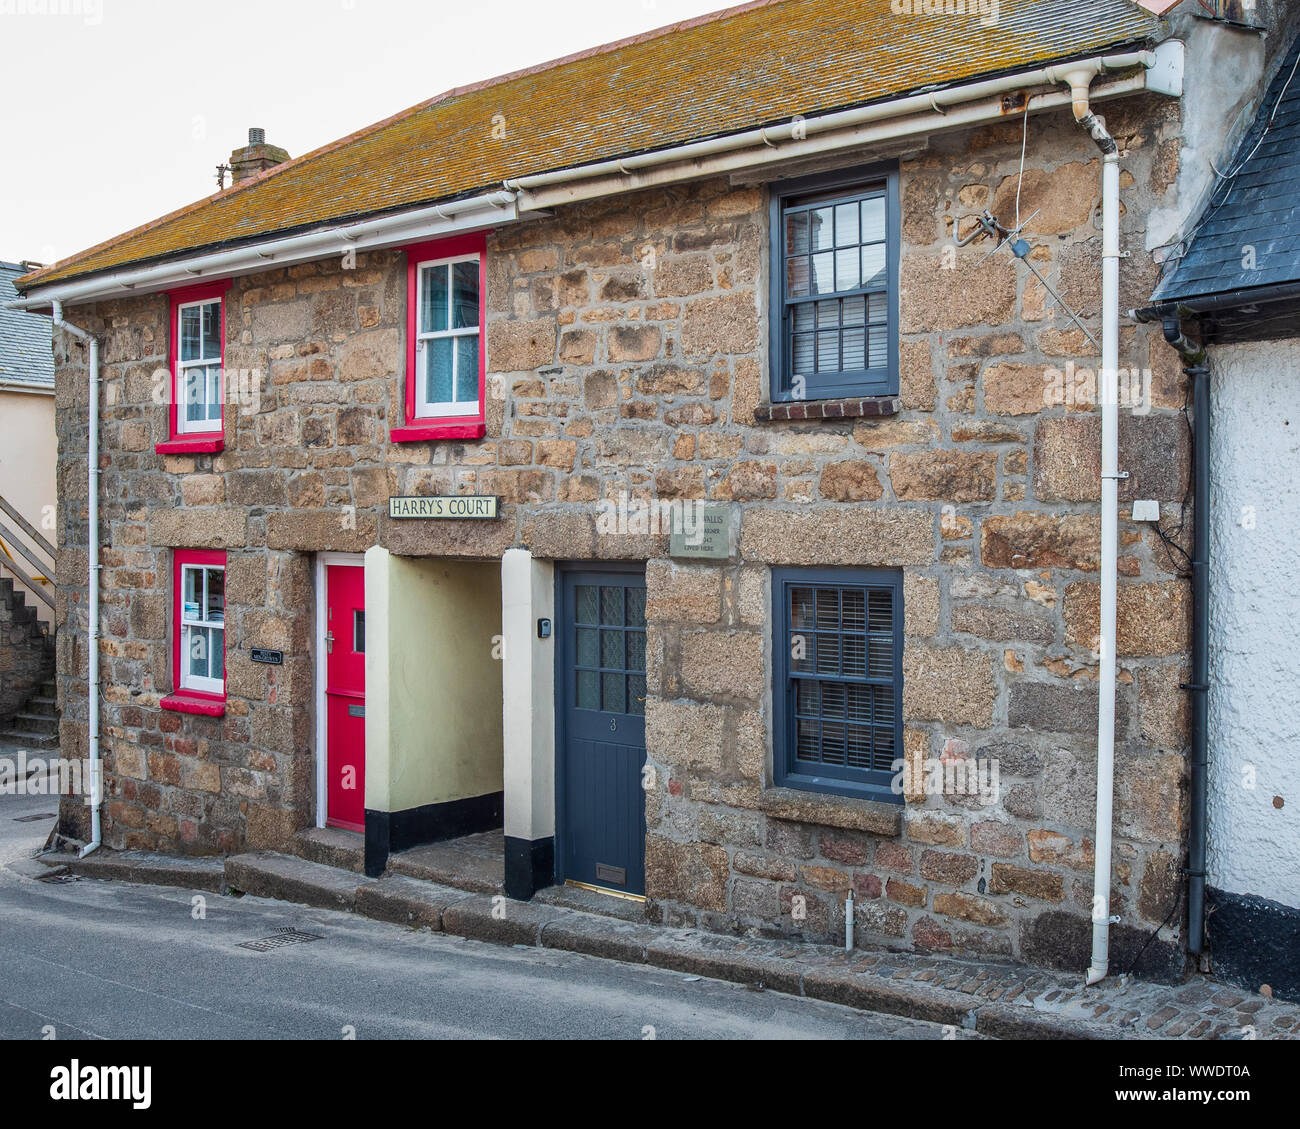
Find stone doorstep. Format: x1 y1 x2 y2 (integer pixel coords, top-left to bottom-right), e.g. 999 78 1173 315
40 845 1300 1040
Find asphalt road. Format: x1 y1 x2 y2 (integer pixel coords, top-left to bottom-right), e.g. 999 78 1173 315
0 780 966 1041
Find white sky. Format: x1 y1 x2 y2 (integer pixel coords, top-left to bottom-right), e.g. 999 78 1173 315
0 0 727 267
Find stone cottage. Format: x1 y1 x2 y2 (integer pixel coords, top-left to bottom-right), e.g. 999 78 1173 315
11 0 1294 984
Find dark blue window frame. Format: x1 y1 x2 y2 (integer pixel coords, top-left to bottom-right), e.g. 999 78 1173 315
771 567 903 803
768 162 900 403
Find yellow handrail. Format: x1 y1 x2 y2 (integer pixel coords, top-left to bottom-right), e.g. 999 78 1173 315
0 534 50 584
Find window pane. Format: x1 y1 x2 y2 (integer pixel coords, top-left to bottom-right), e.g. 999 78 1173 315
861 197 886 243
816 299 839 328
815 633 839 675
842 327 866 370
420 265 448 332
183 569 200 620
787 256 810 299
600 587 623 626
792 333 815 376
424 337 453 405
187 626 208 679
810 206 834 250
576 627 598 668
354 610 365 654
868 327 888 370
204 365 222 421
790 587 814 630
842 590 866 630
452 260 479 329
795 679 819 716
180 306 201 361
602 672 626 713
868 291 887 324
796 717 820 761
455 335 479 403
842 633 866 678
785 211 809 255
868 635 893 678
868 589 893 631
628 675 646 716
626 587 645 628
810 252 834 295
210 627 224 679
834 202 859 247
842 295 866 326
834 248 859 291
205 568 225 623
861 243 887 288
600 629 623 670
575 586 598 624
816 330 838 373
201 302 221 359
577 670 599 710
627 631 646 672
793 304 815 333
184 371 205 422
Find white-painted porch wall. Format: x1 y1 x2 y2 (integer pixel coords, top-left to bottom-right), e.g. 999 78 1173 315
1207 337 1300 907
501 549 555 844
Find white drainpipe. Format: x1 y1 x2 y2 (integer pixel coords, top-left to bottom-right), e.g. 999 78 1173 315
51 301 101 858
1054 70 1122 987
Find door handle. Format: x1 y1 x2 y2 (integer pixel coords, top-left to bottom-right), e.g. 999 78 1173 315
325 630 334 654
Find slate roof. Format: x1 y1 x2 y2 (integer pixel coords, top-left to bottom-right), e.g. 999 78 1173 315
1151 30 1300 305
0 264 54 390
18 0 1160 293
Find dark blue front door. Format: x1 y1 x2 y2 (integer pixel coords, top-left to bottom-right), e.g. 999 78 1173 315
558 568 647 896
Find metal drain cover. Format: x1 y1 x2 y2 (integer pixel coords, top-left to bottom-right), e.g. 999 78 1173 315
238 929 322 952
38 872 81 884
13 812 58 823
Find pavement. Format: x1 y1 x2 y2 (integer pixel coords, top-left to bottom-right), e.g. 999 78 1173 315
0 789 965 1040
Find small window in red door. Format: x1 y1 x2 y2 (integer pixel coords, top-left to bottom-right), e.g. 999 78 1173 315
325 564 366 831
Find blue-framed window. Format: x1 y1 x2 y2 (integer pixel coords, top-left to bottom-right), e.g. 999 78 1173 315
772 568 903 802
768 163 900 402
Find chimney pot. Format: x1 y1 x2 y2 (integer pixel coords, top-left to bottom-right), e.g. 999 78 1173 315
249 126 265 145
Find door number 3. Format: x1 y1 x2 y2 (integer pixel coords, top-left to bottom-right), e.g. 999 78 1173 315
609 718 618 733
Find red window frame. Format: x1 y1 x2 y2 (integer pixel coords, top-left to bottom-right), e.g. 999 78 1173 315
160 548 227 717
390 232 488 442
156 280 230 455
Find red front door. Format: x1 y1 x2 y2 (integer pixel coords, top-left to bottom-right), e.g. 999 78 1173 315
325 564 365 831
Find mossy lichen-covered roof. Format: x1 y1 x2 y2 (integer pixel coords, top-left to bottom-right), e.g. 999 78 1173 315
20 0 1160 292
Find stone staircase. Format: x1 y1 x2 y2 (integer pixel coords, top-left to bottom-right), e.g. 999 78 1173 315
0 575 57 747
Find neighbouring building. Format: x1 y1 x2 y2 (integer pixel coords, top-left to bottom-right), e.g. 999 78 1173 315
1141 24 1300 999
10 0 1299 986
0 259 57 739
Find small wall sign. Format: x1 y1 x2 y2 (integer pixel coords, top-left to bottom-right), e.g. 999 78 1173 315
250 648 283 665
669 503 736 560
389 495 500 519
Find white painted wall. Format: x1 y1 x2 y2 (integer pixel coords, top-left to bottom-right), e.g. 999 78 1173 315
1207 337 1300 908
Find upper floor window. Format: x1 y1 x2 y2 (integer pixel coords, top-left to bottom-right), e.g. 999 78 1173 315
769 164 899 403
771 568 902 802
392 232 487 442
159 280 228 454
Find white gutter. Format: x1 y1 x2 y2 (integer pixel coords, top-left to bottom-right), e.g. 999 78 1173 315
1053 68 1125 987
7 43 1183 310
51 301 101 859
6 192 520 310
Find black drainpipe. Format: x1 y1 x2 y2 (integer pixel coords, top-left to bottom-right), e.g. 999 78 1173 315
1156 312 1211 957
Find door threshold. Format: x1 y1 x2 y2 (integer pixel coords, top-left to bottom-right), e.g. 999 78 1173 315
566 879 646 903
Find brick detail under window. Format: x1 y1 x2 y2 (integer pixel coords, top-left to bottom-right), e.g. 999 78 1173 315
755 395 901 423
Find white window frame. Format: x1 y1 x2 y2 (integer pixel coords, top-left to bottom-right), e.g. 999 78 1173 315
179 563 225 694
176 298 223 435
414 253 481 419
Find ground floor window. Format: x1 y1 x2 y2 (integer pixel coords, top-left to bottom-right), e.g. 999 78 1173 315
174 549 226 699
771 567 902 801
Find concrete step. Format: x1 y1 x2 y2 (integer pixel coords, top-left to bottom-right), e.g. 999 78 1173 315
44 849 226 892
294 826 364 873
9 713 59 737
0 729 58 748
25 696 58 717
386 838 503 894
224 851 375 912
